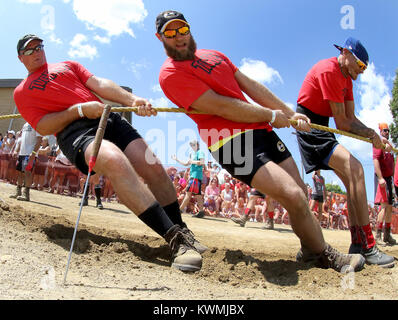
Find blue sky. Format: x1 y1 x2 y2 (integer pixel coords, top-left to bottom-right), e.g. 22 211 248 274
1 0 397 203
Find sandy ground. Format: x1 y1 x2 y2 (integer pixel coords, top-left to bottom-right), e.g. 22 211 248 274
0 182 397 301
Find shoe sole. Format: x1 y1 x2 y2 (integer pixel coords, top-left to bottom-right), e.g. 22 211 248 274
171 263 201 272
195 245 209 254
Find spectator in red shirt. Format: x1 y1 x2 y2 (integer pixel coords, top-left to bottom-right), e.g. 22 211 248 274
373 123 396 245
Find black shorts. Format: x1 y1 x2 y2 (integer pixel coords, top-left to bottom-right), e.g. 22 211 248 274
57 112 142 174
16 155 31 172
296 105 338 174
210 129 291 186
311 194 324 202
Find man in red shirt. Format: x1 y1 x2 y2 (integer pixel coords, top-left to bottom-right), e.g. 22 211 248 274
155 10 366 273
296 38 394 267
13 34 206 272
373 123 396 245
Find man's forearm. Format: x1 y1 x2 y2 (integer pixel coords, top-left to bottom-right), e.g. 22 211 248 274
191 90 275 123
235 70 295 118
35 106 80 136
87 77 135 106
349 119 376 138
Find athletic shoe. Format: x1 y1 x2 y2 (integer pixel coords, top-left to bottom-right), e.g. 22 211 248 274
9 186 22 199
17 187 30 202
180 224 209 254
262 218 274 230
297 243 365 273
193 211 205 218
164 225 202 272
383 228 397 246
96 201 104 210
231 215 248 227
361 245 395 268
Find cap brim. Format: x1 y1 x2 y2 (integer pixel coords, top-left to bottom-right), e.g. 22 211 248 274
20 37 43 51
334 44 344 51
160 19 189 33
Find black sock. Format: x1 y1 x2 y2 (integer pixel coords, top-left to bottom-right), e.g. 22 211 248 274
138 202 175 237
162 200 184 226
94 185 102 203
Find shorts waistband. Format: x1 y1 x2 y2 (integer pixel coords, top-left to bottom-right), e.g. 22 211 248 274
296 104 330 127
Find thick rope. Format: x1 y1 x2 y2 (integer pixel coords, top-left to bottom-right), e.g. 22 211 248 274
2 107 396 152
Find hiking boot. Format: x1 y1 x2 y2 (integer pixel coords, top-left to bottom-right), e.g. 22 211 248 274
17 187 30 202
262 218 274 230
319 243 365 273
383 228 397 246
361 245 395 268
9 185 22 199
231 215 248 227
180 224 209 254
375 229 384 245
164 225 202 272
296 245 319 263
193 210 205 218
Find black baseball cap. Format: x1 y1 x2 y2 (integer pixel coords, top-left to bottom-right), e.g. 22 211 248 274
156 10 189 34
17 34 43 54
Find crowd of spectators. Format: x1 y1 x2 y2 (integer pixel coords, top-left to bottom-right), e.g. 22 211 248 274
0 130 387 231
168 161 381 231
0 130 117 203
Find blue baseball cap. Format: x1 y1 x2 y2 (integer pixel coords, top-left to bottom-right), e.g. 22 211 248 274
334 37 369 66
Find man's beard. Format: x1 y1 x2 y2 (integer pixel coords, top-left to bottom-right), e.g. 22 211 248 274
163 36 197 61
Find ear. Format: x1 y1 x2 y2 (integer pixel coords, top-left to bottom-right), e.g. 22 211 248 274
155 33 162 41
18 55 23 63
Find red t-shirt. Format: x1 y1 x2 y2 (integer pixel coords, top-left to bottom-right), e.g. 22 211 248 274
159 49 272 148
14 61 100 130
297 57 354 116
373 147 394 178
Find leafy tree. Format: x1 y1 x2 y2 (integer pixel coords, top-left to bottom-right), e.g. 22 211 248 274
325 183 346 195
389 69 398 145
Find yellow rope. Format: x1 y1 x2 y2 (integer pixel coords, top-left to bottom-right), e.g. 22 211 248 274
2 107 396 153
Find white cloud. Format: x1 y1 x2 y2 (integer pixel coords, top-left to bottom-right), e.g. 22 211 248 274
121 57 149 79
337 63 392 160
68 34 98 60
239 58 283 85
93 35 111 44
149 97 170 118
71 0 147 38
151 84 162 93
18 0 42 3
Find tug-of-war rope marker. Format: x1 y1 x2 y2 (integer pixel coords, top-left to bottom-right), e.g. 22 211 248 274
1 106 396 153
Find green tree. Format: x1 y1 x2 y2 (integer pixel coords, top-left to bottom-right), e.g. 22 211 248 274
325 183 346 195
389 69 398 145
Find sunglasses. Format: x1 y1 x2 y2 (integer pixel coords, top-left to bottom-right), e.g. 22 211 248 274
382 129 390 133
21 44 44 56
162 26 190 38
351 52 367 71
